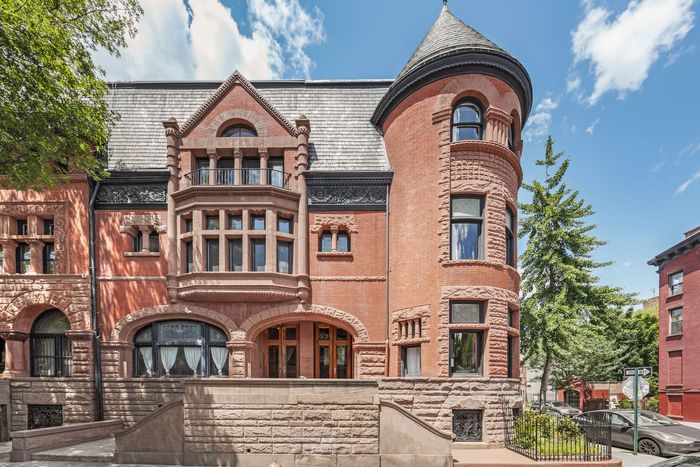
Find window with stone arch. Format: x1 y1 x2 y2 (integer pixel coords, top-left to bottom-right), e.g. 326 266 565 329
451 99 483 142
311 215 358 255
220 123 257 137
31 309 72 377
133 320 229 378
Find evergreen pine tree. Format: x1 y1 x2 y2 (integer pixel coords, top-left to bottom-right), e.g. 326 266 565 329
519 136 634 404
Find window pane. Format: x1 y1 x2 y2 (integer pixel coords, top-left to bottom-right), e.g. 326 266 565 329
251 216 266 230
453 104 480 124
43 243 55 274
450 302 482 323
319 346 330 378
336 328 348 340
206 216 219 230
286 345 297 378
403 346 421 377
44 219 54 235
320 233 332 252
268 327 280 340
185 242 193 273
228 216 242 230
206 239 219 271
336 345 348 379
505 209 514 231
277 241 292 274
221 125 257 137
16 243 30 274
209 325 227 343
277 218 292 234
133 231 143 252
17 220 28 235
452 126 480 141
269 159 284 187
251 239 266 271
337 233 350 252
184 218 193 233
670 308 683 335
285 327 297 340
228 239 242 272
450 331 481 375
669 272 683 295
34 309 70 333
452 197 482 218
149 235 160 253
451 222 480 259
243 158 260 185
158 321 202 344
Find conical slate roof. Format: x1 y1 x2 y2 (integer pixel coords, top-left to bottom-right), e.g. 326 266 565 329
397 5 506 82
371 4 533 127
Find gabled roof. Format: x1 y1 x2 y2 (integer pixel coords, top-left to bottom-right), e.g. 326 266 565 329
648 230 700 268
176 70 297 137
371 4 532 127
106 80 392 172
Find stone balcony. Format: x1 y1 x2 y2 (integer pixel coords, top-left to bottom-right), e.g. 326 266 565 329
176 271 307 302
179 168 295 191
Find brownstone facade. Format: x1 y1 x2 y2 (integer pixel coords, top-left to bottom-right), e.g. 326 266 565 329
0 4 532 445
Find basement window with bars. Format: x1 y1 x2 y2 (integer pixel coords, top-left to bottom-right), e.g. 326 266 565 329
453 410 483 442
27 405 63 430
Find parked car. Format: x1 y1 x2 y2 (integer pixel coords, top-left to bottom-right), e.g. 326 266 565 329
578 410 700 457
530 400 582 417
651 455 700 466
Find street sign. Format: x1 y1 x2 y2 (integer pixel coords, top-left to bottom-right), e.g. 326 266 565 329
624 367 652 377
622 376 650 400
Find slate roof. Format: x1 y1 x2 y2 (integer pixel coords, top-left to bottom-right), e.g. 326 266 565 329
396 5 507 82
106 80 392 172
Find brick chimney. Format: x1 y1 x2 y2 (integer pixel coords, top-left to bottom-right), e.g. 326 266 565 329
684 226 700 238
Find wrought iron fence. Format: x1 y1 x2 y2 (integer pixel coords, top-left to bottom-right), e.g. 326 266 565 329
501 398 612 461
182 168 291 189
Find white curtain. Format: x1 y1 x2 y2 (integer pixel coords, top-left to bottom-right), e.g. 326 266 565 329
160 347 178 375
139 347 153 376
406 347 421 377
210 347 228 376
183 347 201 376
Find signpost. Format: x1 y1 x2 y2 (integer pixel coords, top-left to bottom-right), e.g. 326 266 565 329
621 367 652 455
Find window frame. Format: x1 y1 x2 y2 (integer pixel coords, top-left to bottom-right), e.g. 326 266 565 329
220 124 257 137
401 345 421 378
43 242 55 274
505 206 515 267
16 242 30 274
205 238 219 272
449 301 485 324
451 99 483 142
449 330 483 377
450 195 484 260
277 240 293 274
319 231 333 252
30 309 72 378
669 307 683 336
250 238 266 272
668 271 683 296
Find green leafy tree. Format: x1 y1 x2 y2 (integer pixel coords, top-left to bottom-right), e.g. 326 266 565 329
0 0 143 190
519 136 635 404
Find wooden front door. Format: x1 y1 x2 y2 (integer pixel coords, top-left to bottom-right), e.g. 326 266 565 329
263 325 298 378
315 324 352 379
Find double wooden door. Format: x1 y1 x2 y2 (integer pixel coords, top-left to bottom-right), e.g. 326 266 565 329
315 324 351 379
264 325 298 378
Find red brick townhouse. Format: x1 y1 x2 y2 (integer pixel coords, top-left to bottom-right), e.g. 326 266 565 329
649 226 700 421
0 4 531 444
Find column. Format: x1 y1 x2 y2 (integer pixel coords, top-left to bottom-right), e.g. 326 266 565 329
163 118 180 303
1 240 17 274
0 331 29 378
330 225 339 252
233 148 242 185
207 149 218 186
259 148 269 186
29 239 44 274
139 226 151 252
294 117 310 302
226 341 254 378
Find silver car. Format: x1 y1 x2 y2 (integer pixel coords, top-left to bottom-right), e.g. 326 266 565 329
581 410 700 457
531 400 582 416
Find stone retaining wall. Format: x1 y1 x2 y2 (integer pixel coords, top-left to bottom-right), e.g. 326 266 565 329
378 377 521 444
103 379 185 425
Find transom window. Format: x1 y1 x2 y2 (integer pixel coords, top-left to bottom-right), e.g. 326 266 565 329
228 215 243 230
220 124 257 137
31 309 72 377
450 302 484 324
450 196 484 260
452 100 483 142
133 320 229 377
669 271 683 296
277 217 292 234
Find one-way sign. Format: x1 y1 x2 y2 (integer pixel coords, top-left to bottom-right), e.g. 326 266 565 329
624 367 653 377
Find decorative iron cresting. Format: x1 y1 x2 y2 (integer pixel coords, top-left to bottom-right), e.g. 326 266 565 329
308 185 387 207
95 184 167 208
27 404 63 430
453 409 482 442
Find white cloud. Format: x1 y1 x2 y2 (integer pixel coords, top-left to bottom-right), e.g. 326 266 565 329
585 117 600 134
94 0 324 81
664 44 696 67
571 0 694 104
679 141 700 158
524 97 559 141
676 171 700 194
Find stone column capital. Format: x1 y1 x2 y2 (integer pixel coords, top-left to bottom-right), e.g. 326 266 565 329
258 148 269 159
226 340 255 350
0 330 29 341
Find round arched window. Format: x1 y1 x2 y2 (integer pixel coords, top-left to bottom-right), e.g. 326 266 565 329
451 101 483 142
133 320 229 377
220 124 257 137
31 309 72 377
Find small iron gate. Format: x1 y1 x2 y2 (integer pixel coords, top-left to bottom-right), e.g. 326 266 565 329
500 396 612 461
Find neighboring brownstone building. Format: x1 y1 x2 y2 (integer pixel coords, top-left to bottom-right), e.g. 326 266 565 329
0 4 531 445
649 226 700 421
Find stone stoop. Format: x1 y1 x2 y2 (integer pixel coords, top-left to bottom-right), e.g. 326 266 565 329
29 437 115 464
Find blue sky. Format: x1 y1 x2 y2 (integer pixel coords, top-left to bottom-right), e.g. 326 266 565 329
96 0 700 299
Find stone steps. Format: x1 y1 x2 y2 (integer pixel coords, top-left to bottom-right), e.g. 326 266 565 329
31 437 114 463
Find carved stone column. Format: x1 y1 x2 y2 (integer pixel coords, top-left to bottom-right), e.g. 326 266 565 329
1 240 17 274
295 116 311 303
207 149 219 186
226 341 254 378
29 239 44 274
233 148 242 185
138 226 152 252
484 108 513 147
0 331 29 378
163 118 180 303
259 148 269 185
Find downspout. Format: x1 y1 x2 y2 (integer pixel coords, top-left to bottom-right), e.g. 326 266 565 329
88 179 104 421
384 183 390 376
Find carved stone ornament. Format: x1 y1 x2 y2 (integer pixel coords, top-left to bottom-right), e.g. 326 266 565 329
120 214 167 235
310 214 359 234
95 184 167 207
308 185 387 207
0 202 67 273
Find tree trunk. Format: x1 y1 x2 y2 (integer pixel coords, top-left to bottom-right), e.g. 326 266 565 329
540 348 553 411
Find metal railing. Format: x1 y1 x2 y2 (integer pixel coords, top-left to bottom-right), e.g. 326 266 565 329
181 168 291 189
501 399 612 461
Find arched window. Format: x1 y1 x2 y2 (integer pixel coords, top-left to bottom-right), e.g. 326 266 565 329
133 320 229 377
221 124 257 137
31 309 72 377
451 100 483 142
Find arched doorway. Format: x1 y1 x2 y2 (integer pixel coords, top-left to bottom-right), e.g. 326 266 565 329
257 322 353 379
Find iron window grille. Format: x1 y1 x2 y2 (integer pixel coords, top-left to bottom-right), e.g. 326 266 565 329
27 405 63 430
450 196 484 260
30 309 72 377
669 271 683 296
133 320 228 377
669 307 683 335
451 100 483 142
453 410 483 442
